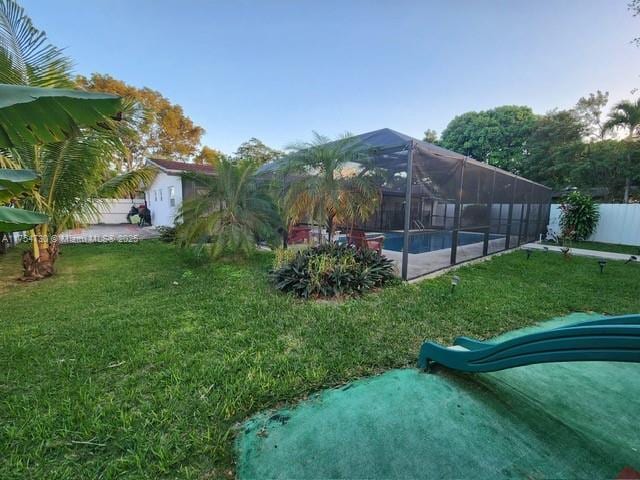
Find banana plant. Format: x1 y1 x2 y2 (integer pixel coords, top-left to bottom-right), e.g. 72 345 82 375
0 0 155 280
0 168 47 231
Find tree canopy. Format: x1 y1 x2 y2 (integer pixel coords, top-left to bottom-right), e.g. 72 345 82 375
439 105 537 172
434 93 640 201
520 110 585 189
234 137 282 164
75 73 205 170
194 146 226 167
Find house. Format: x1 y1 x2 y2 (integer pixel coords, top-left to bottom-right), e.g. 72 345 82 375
144 158 215 227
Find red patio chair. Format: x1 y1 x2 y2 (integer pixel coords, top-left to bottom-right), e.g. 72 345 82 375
288 225 312 245
347 229 384 254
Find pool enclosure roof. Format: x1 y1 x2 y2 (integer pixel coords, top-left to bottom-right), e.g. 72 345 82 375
259 127 550 191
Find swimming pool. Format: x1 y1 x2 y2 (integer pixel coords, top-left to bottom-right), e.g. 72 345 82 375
381 231 503 254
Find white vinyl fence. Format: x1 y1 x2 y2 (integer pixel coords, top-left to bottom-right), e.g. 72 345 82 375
90 198 144 225
548 203 640 246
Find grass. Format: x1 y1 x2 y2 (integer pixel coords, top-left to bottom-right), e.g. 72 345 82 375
1 241 640 479
544 239 640 255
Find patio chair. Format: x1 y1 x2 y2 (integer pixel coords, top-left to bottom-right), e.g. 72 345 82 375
288 225 312 245
347 228 384 254
418 314 640 373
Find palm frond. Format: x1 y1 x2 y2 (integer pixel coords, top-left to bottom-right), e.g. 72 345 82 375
176 159 281 258
0 0 73 87
97 166 157 199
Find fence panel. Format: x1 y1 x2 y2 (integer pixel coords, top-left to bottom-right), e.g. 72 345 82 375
547 203 640 246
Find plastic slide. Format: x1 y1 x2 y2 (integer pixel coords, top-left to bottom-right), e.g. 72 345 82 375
418 314 640 372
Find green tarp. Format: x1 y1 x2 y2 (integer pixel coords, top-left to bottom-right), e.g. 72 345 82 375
236 313 640 479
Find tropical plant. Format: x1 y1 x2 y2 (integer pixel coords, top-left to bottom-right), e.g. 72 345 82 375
559 191 600 241
0 168 47 231
270 243 396 298
175 159 281 259
0 0 154 280
603 98 640 202
281 132 381 242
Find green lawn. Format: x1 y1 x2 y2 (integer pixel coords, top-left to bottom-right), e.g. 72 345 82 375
1 241 640 479
544 239 640 255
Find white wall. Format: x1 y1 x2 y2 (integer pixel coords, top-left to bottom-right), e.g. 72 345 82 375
145 172 183 227
548 203 640 246
90 198 144 224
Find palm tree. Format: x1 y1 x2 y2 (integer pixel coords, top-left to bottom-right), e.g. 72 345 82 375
175 159 281 259
281 132 381 242
603 98 640 203
0 0 154 280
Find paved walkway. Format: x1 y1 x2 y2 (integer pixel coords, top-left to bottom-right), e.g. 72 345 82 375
58 224 160 244
236 313 640 479
524 242 639 262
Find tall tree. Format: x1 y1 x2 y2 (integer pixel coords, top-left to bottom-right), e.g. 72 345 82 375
75 73 205 170
520 110 585 189
576 140 640 201
422 129 439 144
234 137 281 165
603 98 640 202
194 146 225 167
439 105 537 173
574 90 609 141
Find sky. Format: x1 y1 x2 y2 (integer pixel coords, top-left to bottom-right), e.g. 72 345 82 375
21 0 640 154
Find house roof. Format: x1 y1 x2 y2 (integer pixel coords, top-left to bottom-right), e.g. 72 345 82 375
146 157 215 175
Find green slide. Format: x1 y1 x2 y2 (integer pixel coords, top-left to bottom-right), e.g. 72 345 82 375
418 314 640 372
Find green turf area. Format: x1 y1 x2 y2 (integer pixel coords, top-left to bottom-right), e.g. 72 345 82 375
544 239 640 255
1 241 640 478
236 313 640 479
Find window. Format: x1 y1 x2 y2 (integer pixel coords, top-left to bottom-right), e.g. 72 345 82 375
169 186 176 207
159 189 163 201
154 190 157 202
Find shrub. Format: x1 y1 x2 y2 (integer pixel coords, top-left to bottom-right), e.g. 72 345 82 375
272 246 305 269
559 191 600 241
156 226 177 243
270 243 396 299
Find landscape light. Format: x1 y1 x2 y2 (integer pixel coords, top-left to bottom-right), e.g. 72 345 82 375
598 258 607 274
543 246 549 253
524 248 533 260
625 255 637 265
451 275 460 294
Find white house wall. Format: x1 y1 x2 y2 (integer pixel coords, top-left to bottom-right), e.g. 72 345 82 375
145 172 183 227
89 198 145 224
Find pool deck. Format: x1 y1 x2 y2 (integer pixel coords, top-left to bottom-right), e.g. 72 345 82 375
383 235 513 279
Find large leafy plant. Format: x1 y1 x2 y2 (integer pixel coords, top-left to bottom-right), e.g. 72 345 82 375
280 132 381 242
176 159 281 259
0 0 154 280
559 191 600 241
270 243 396 299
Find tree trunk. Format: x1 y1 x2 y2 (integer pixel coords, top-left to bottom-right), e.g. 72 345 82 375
326 215 335 243
624 176 631 204
20 234 59 281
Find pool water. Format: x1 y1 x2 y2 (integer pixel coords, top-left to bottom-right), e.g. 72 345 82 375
381 231 502 254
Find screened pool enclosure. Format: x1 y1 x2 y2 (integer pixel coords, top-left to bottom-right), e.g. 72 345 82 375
264 128 552 280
